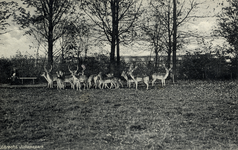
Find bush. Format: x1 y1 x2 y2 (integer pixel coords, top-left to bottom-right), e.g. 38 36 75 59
0 51 47 84
230 58 238 79
0 58 12 83
179 53 231 80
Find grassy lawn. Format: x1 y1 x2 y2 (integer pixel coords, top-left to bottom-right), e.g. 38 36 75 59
0 80 238 150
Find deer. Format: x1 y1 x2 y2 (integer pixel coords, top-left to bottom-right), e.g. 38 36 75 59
127 64 150 90
87 74 99 89
56 70 74 89
55 71 65 90
41 65 55 88
151 64 172 87
121 71 136 88
97 72 117 89
68 65 88 91
112 77 123 89
104 72 123 88
78 65 88 90
68 65 80 90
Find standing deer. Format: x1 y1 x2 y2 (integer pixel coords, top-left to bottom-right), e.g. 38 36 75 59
127 64 150 90
56 71 65 90
152 64 172 87
41 65 54 88
79 65 88 90
68 65 80 90
68 65 88 91
56 70 74 89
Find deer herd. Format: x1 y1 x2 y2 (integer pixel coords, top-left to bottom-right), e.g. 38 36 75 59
41 64 173 91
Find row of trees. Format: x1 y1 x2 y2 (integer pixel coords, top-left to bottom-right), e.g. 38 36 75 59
11 0 199 81
1 0 238 80
0 50 233 84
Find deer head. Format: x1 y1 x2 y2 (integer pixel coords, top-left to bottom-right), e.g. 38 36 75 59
128 64 138 75
81 64 86 75
44 65 52 74
68 65 78 76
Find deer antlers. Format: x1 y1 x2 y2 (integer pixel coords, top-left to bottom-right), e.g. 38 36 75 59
44 65 52 73
162 64 172 70
68 65 79 75
68 65 86 75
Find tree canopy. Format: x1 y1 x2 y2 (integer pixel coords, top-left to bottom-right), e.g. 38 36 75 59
15 0 72 66
216 0 238 53
0 1 18 35
216 0 238 75
81 0 143 73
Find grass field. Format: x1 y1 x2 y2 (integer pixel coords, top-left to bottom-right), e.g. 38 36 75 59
0 80 238 150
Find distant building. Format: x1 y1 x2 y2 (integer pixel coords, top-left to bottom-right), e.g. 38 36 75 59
120 55 185 64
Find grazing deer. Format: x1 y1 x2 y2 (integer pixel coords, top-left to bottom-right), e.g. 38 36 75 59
41 65 54 88
127 64 150 90
87 74 99 89
97 72 116 89
111 77 123 89
121 71 136 88
105 73 123 89
152 64 172 87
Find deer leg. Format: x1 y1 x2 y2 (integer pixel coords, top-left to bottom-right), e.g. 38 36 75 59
152 79 156 86
145 82 149 90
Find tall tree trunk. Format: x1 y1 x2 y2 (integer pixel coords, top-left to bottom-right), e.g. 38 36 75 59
167 4 172 68
48 0 54 67
110 0 116 73
167 36 172 68
48 24 54 66
116 0 120 76
172 0 177 82
155 46 158 69
116 38 120 75
85 36 88 61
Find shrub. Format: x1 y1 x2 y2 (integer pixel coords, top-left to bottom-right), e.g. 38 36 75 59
0 58 12 83
179 53 231 80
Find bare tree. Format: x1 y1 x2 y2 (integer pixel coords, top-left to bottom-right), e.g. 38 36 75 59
140 2 167 69
14 0 72 66
81 0 143 73
56 18 91 65
143 0 199 82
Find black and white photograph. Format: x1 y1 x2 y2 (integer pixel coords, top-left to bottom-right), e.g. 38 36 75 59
0 0 238 149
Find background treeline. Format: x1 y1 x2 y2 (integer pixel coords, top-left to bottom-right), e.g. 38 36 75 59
0 51 235 84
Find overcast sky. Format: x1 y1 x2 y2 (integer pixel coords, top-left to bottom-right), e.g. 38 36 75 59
0 0 229 58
